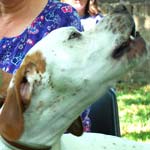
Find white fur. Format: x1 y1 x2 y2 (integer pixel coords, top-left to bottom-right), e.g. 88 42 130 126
61 133 150 150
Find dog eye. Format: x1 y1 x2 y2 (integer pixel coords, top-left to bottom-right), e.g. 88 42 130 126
68 31 81 40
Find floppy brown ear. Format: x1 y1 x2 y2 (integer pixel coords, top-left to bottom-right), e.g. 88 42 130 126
67 116 83 136
0 75 24 141
0 84 24 141
0 63 34 141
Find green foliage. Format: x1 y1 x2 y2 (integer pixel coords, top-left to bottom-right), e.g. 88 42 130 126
116 83 150 142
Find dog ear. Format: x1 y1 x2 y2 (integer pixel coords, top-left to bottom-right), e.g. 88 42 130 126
0 84 24 141
67 116 83 136
0 75 24 141
0 63 35 141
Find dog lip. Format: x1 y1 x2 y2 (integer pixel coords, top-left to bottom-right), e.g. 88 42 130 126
112 40 130 59
112 31 147 60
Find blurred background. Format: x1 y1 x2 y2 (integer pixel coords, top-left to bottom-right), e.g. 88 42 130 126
99 0 150 142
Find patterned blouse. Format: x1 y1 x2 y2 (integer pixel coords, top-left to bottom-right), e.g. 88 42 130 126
0 0 82 74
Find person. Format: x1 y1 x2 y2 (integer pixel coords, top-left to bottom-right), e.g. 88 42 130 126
61 0 103 31
0 0 82 74
61 0 121 135
0 0 86 134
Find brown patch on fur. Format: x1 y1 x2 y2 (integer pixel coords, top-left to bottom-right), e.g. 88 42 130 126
0 51 46 103
22 51 46 73
0 80 24 141
0 50 46 141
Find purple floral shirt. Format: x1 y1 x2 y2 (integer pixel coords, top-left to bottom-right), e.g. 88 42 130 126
0 0 82 74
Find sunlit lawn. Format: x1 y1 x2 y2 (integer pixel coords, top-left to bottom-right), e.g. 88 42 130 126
116 83 150 142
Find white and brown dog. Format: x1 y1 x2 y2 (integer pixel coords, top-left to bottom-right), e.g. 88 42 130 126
0 5 149 150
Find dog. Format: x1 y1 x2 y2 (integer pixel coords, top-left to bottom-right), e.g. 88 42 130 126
0 5 149 150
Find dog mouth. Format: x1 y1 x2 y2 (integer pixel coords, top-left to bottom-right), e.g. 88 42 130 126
112 36 132 59
112 27 146 59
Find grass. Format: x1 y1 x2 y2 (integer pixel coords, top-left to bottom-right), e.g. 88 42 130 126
116 83 150 142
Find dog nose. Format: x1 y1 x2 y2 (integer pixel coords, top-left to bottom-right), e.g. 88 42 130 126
112 4 128 14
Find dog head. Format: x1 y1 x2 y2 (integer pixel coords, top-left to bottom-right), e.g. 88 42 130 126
0 4 147 148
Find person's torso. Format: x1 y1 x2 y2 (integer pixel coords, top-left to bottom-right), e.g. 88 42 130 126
0 0 82 74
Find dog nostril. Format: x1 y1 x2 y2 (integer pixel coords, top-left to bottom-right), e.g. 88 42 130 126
112 42 130 59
